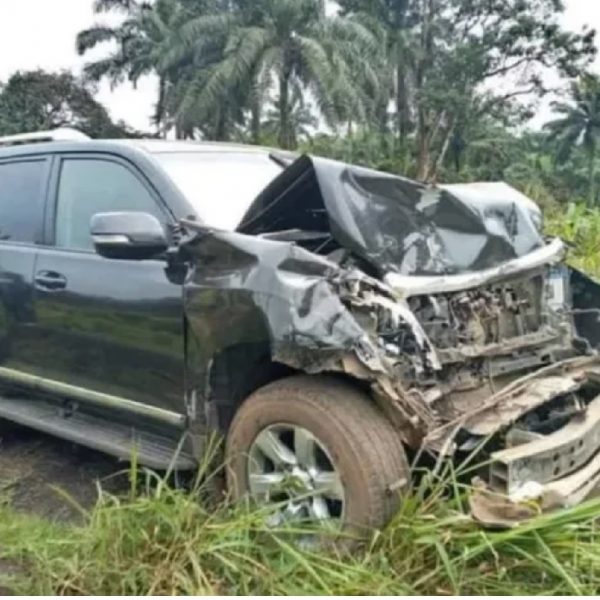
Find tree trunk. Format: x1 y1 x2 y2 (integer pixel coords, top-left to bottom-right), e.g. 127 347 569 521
416 117 430 180
278 72 291 149
395 49 409 143
392 1 410 143
155 76 167 138
414 0 436 181
589 145 597 207
214 110 228 141
250 92 261 145
430 119 455 183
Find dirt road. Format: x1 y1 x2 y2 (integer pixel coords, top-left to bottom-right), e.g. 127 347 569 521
0 421 128 521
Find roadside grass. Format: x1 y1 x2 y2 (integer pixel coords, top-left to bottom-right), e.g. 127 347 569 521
2 455 600 595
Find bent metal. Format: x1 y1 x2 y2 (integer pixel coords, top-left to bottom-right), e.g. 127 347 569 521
0 130 597 532
182 156 600 528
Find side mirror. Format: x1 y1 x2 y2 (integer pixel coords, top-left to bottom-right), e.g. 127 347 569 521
90 212 168 260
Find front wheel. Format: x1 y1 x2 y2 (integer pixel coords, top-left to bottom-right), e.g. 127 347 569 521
225 375 409 532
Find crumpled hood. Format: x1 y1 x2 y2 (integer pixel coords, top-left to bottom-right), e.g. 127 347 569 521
238 155 544 276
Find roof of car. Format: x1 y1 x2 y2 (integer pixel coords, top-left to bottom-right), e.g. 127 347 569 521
0 135 300 166
108 139 279 154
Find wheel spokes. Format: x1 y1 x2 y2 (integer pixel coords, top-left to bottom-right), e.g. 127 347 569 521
248 424 345 525
293 426 317 468
248 472 285 497
309 496 331 520
253 429 296 468
313 470 344 500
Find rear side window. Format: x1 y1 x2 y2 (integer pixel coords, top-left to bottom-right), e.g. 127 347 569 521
0 160 46 243
55 158 166 251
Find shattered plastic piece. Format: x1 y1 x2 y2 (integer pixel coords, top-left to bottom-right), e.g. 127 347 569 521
509 481 544 503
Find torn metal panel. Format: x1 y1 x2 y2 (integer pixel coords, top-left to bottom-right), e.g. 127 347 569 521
469 482 540 528
180 222 433 437
473 449 600 527
489 389 600 494
384 238 566 297
239 155 546 277
424 357 599 448
470 393 600 528
181 225 377 371
463 373 585 437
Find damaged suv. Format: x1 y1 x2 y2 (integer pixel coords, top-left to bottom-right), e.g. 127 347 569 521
1 128 600 531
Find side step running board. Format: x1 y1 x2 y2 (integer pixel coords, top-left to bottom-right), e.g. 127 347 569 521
0 397 196 470
0 366 186 428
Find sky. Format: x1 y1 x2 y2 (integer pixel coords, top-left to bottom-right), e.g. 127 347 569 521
0 0 597 133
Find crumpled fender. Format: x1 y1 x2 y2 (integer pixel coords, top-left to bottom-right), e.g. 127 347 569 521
180 222 433 443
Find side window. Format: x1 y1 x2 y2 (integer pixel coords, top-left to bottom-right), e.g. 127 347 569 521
0 159 46 243
55 158 166 251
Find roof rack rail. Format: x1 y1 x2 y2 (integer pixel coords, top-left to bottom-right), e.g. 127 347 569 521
0 128 90 148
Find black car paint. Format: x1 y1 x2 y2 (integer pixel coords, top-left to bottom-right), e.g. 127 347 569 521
0 142 195 424
181 225 378 410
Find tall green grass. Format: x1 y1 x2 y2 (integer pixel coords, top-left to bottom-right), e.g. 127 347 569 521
3 458 600 595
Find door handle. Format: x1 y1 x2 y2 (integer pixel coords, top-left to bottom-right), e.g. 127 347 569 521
34 271 67 291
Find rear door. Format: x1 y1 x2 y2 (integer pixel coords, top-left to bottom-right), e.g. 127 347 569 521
28 153 186 415
0 156 49 371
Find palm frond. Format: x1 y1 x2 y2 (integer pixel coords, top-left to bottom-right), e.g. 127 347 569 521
93 0 139 14
76 25 119 55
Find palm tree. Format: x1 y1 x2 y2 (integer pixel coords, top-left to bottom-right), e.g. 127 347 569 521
261 85 318 147
160 5 250 140
79 0 249 139
76 0 192 134
338 0 412 141
169 0 380 148
546 74 600 206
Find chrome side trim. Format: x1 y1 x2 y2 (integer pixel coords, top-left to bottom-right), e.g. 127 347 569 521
384 238 566 297
0 367 186 428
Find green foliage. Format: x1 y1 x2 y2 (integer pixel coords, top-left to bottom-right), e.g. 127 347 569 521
0 71 136 138
546 74 600 206
546 203 600 276
75 0 596 172
337 0 597 179
6 454 600 594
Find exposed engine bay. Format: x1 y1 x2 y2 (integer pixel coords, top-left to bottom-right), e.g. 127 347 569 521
182 153 600 528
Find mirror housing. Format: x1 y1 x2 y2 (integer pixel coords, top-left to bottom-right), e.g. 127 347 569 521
91 212 169 260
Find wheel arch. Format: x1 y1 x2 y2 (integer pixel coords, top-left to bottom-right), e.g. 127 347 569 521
207 343 375 434
208 342 295 432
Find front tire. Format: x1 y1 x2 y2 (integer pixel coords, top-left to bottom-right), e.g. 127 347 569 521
225 375 409 532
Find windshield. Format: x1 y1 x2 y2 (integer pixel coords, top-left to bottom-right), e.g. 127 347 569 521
153 151 283 230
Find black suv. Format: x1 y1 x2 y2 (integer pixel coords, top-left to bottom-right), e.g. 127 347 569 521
2 128 600 532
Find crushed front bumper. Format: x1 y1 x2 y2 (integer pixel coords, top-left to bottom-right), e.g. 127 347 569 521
470 388 600 528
